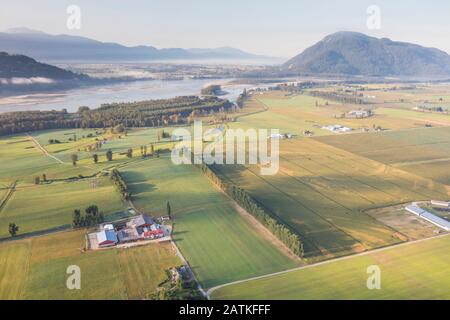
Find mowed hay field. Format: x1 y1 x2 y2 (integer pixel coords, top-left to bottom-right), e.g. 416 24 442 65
120 157 298 289
212 235 450 300
0 177 127 238
0 230 181 299
211 138 450 260
316 126 450 185
0 135 56 183
0 133 128 185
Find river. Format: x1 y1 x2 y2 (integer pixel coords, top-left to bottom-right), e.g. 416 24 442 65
0 78 253 113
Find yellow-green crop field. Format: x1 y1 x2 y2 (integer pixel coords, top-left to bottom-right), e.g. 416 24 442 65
212 234 450 300
0 230 181 300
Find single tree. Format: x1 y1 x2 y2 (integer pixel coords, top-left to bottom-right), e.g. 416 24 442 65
8 223 19 237
42 173 47 182
127 148 133 158
71 154 78 166
93 153 99 164
72 209 82 227
34 176 40 185
106 150 113 161
166 201 172 218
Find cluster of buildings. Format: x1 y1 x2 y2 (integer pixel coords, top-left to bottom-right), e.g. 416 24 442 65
94 214 166 248
405 202 450 231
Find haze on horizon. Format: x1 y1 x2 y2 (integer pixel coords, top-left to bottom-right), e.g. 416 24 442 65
1 0 450 58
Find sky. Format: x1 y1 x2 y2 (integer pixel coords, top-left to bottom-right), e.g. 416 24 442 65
1 0 450 58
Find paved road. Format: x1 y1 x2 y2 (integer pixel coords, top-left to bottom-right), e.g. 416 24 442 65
206 232 450 299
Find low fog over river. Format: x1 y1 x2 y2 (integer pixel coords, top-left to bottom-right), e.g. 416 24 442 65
0 78 253 113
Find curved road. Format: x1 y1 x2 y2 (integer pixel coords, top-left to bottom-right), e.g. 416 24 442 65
206 232 450 299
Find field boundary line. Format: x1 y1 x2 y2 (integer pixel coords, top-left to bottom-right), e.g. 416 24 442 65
0 180 17 214
170 236 207 298
206 232 450 299
27 133 64 164
233 97 269 120
205 171 303 263
125 192 208 298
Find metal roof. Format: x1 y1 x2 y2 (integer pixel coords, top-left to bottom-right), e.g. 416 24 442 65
96 230 118 244
128 214 154 227
405 203 450 231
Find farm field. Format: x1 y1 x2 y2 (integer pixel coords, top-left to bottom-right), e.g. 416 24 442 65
0 135 56 184
316 126 450 185
211 234 450 300
120 157 299 289
211 137 450 260
0 177 127 238
230 92 450 138
0 230 181 299
366 204 443 241
2 83 450 300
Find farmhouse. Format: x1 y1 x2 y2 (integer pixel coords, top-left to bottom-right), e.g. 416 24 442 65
96 230 118 248
405 203 450 231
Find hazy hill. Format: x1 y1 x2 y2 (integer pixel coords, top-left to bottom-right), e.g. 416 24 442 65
283 31 450 77
0 52 85 79
0 28 269 62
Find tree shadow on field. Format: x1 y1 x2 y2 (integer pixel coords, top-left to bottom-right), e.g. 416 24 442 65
129 182 157 196
120 170 148 184
172 230 188 237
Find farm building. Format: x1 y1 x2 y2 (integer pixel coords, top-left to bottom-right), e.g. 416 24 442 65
323 124 352 133
431 200 450 208
103 224 114 230
348 110 371 118
127 214 155 228
96 230 118 247
405 203 450 231
268 133 285 139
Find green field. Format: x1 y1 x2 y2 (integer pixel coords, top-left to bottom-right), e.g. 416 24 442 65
0 135 56 184
211 136 449 260
228 92 450 138
212 235 450 300
0 177 127 238
0 230 181 299
316 126 450 185
120 157 298 288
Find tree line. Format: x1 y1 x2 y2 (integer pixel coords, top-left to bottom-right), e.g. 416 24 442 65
308 90 367 105
0 96 233 136
197 161 304 257
72 205 104 228
110 169 130 200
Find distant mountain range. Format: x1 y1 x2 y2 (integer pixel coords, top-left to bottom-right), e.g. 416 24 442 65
0 28 270 62
283 31 450 77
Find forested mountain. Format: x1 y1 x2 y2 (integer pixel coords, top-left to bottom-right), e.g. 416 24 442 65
0 52 86 79
283 31 450 77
